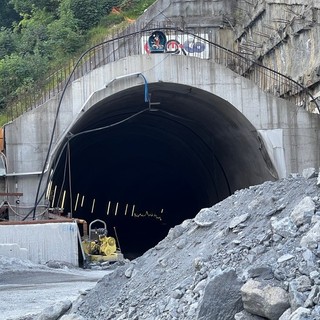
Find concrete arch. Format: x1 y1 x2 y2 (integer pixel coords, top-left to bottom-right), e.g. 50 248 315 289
50 81 276 257
4 54 319 257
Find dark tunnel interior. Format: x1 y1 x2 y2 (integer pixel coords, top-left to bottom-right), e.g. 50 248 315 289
50 82 277 259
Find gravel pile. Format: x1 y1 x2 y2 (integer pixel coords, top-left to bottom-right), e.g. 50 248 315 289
58 170 319 319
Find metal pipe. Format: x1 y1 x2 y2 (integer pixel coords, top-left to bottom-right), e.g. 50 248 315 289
73 218 88 238
4 171 43 177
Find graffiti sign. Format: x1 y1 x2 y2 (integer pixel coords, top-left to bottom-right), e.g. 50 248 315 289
142 32 209 59
148 31 167 53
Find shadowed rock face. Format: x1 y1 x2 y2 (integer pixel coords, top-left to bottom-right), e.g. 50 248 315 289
51 83 276 257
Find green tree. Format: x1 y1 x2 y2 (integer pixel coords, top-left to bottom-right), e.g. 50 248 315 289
14 9 53 55
0 52 49 108
9 0 59 15
0 0 20 28
69 0 120 31
0 27 18 58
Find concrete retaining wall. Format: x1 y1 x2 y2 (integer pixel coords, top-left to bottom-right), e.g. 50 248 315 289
0 222 79 265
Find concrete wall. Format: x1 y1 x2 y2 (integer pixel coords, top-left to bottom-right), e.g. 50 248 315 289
129 0 237 50
0 222 79 265
4 54 320 209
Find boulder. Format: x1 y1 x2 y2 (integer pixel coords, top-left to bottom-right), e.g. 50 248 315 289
241 279 290 320
290 197 315 227
197 269 243 320
300 221 320 249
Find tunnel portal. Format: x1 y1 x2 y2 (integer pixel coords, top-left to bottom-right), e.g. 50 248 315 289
50 82 276 259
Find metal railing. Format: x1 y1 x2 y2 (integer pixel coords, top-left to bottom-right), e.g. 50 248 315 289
4 26 319 121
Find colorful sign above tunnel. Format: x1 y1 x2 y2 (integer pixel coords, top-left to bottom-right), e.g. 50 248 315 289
142 32 209 59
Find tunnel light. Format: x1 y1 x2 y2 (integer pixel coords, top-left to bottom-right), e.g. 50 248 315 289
125 203 128 216
131 204 135 217
51 185 57 207
115 202 119 216
106 201 111 215
74 193 79 211
91 199 96 213
81 195 85 207
46 181 52 200
61 190 66 209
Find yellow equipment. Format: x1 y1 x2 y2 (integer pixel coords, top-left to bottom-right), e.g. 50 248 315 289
82 219 123 263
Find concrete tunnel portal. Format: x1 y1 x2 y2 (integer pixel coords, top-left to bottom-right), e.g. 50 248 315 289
50 82 277 259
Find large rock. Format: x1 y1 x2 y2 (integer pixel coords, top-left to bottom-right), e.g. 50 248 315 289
300 221 320 249
229 213 250 229
270 216 297 238
290 196 315 227
288 276 311 311
36 300 72 320
194 208 218 227
302 168 316 179
197 269 243 320
289 307 311 320
241 279 290 320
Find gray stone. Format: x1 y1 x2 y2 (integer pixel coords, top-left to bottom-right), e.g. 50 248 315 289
302 168 316 179
247 266 274 280
124 265 135 278
197 269 243 320
167 225 186 240
234 310 266 319
241 279 290 320
300 221 320 249
194 208 217 227
270 216 298 238
176 237 187 249
289 277 310 311
171 289 183 299
229 213 250 229
278 308 291 320
310 271 320 284
277 254 295 263
289 307 311 320
193 279 207 294
36 300 72 320
304 285 319 307
290 196 315 227
293 276 312 293
302 248 316 268
60 315 85 320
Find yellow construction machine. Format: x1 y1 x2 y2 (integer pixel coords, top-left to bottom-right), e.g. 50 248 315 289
81 219 123 263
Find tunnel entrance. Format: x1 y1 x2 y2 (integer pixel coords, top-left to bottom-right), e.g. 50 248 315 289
49 82 277 259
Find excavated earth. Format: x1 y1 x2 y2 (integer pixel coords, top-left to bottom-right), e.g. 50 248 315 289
11 170 320 320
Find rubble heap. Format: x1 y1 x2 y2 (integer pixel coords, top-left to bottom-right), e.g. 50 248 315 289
60 170 320 320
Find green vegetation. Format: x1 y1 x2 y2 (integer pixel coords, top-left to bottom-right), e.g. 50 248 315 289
0 0 156 125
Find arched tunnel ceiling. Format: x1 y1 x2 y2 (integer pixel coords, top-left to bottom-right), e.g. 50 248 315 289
51 82 276 258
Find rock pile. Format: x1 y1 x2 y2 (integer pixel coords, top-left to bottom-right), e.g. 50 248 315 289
61 170 320 320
